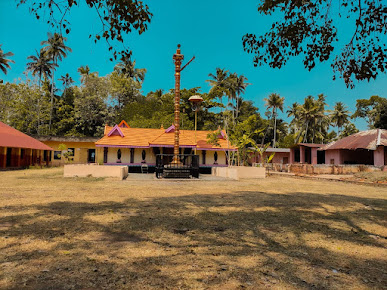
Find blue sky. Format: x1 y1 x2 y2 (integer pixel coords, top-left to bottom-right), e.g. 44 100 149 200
1 0 386 130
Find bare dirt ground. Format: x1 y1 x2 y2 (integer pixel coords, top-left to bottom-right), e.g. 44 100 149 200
0 168 386 289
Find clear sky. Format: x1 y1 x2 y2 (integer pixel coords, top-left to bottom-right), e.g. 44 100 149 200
1 0 386 130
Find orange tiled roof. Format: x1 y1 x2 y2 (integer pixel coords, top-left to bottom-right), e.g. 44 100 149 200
95 123 237 150
0 121 53 150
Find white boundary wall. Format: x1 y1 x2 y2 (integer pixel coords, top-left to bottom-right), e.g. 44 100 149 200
64 164 128 180
212 166 266 180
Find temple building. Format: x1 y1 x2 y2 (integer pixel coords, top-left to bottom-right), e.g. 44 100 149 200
0 121 53 169
95 120 237 171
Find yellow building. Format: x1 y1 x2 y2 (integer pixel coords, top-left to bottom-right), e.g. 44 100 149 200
38 136 99 166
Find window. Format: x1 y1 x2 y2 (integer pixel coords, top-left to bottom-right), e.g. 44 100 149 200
21 149 25 159
103 147 108 163
67 148 75 161
202 150 206 164
117 149 122 163
67 148 75 157
54 151 61 160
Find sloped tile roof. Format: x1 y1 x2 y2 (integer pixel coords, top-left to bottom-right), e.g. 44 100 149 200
95 123 237 151
96 126 165 147
321 129 387 151
0 121 53 150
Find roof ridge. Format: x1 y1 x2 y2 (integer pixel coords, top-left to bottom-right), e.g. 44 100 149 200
149 130 170 144
376 128 381 146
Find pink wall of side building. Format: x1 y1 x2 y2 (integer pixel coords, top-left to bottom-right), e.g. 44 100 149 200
325 146 385 167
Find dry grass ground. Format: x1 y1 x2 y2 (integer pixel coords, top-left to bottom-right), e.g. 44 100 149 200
0 168 386 289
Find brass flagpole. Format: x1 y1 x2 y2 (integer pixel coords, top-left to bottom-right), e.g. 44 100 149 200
172 45 184 164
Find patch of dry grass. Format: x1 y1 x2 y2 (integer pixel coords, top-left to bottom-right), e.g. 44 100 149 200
353 171 387 183
0 167 386 289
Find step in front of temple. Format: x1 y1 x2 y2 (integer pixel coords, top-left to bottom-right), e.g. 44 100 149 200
163 168 191 178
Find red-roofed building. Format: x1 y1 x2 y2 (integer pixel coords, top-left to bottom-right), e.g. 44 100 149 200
289 129 387 167
0 121 53 169
95 121 237 170
290 143 326 165
320 129 387 166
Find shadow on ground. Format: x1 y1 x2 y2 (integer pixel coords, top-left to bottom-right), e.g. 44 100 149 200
1 190 387 289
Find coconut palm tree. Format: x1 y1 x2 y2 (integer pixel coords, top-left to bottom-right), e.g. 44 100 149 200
26 49 57 135
206 68 229 111
58 73 74 96
330 102 350 135
0 45 15 75
114 57 146 82
41 33 72 131
78 65 91 83
264 93 285 147
26 50 56 88
234 74 250 119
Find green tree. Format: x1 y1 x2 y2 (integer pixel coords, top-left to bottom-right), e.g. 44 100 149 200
297 96 320 143
109 70 142 111
26 50 55 88
58 73 74 96
264 93 284 147
78 65 91 84
207 68 229 111
41 32 72 132
0 81 50 135
374 102 387 129
114 57 146 83
234 74 250 119
26 50 57 134
0 45 15 75
352 96 387 128
242 1 387 87
339 123 359 138
330 102 350 135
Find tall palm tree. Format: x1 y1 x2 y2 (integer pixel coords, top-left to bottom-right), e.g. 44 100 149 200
26 50 56 88
114 57 146 82
264 93 285 147
58 73 74 96
41 33 72 131
297 96 320 143
26 49 56 135
330 102 350 135
78 65 91 83
0 45 15 75
234 74 250 119
206 68 229 111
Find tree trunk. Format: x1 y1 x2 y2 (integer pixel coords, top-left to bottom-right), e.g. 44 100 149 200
49 65 55 133
236 94 239 120
304 121 309 143
273 109 277 148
